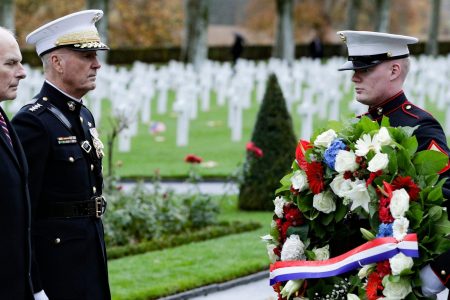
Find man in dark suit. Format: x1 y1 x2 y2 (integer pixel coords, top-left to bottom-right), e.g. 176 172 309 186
11 10 110 300
0 27 33 298
338 30 450 299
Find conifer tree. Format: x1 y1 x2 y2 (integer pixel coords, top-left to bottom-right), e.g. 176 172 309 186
239 74 297 210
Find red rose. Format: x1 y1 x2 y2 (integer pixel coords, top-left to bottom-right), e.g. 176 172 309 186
184 154 202 164
392 175 420 201
285 206 303 225
246 142 264 158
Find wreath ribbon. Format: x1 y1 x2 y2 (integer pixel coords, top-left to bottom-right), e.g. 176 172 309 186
270 233 418 285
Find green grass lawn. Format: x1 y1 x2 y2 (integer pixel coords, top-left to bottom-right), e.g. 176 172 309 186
98 88 359 179
108 196 272 300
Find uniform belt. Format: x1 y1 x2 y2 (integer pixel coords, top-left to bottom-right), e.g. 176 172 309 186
38 196 107 219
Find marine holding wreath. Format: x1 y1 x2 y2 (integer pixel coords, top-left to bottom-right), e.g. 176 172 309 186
11 10 111 300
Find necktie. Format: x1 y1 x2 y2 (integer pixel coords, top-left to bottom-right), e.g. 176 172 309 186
0 113 13 148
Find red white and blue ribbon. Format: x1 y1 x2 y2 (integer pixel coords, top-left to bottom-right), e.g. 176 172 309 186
270 233 419 285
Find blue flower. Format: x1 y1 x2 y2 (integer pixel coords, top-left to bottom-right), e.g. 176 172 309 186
323 139 347 170
376 223 393 237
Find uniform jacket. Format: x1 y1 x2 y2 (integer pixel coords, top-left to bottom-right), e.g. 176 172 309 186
362 90 450 289
0 107 33 299
11 82 110 300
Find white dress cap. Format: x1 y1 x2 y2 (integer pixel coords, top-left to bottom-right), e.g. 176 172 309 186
26 10 109 56
336 31 418 71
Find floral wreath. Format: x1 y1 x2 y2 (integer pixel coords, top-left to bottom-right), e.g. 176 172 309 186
263 116 450 299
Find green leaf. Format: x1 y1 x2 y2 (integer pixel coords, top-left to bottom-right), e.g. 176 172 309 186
358 116 380 133
427 206 443 222
413 150 448 175
287 224 309 241
396 149 416 177
321 213 334 226
380 116 391 127
382 146 398 175
427 179 445 203
433 212 450 235
406 202 423 230
334 202 348 222
297 194 313 212
402 136 418 157
433 236 450 253
276 173 293 194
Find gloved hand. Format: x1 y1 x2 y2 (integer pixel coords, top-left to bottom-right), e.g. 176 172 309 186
34 290 49 300
420 264 445 299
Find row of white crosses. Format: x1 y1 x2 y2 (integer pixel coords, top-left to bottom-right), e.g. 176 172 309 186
5 55 450 151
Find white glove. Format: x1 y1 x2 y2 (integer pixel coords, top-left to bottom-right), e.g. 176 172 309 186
420 264 445 299
34 290 49 300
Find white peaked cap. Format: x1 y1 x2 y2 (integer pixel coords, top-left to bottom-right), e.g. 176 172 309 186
26 9 109 56
337 30 418 71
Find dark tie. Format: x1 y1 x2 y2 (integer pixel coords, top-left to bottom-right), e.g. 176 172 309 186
0 113 13 148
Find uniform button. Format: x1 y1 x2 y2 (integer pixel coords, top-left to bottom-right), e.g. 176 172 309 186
93 186 97 193
69 156 75 162
441 270 447 276
80 116 84 123
42 97 48 101
377 107 383 115
91 164 94 171
405 105 412 110
54 238 61 244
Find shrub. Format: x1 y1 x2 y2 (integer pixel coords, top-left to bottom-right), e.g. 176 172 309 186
238 74 297 210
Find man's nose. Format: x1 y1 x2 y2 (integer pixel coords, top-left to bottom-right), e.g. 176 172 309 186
17 63 26 79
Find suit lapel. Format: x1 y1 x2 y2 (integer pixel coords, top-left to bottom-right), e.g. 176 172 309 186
0 107 22 171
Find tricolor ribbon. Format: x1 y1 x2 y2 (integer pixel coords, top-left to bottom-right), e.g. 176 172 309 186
270 233 418 285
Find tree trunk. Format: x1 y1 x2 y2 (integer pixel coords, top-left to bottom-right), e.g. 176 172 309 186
181 0 209 70
0 0 15 33
375 0 390 32
272 0 295 63
86 0 109 62
345 0 360 31
426 0 441 56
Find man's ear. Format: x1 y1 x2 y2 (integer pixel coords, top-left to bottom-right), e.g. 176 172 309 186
50 53 64 74
390 62 401 80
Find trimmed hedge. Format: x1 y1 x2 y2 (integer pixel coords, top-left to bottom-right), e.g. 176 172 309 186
107 220 261 260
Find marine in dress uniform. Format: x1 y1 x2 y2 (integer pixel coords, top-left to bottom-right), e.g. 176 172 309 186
338 30 450 298
11 11 110 300
0 27 33 299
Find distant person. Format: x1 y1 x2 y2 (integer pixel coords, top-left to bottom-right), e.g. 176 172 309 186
231 33 245 65
309 29 324 59
12 10 111 300
0 26 33 299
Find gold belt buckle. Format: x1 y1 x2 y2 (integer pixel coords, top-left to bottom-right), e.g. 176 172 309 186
95 196 106 218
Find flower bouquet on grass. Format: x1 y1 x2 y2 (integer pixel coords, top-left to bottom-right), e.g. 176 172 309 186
263 116 450 299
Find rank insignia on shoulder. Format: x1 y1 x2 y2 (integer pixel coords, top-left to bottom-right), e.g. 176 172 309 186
57 136 77 144
29 103 43 112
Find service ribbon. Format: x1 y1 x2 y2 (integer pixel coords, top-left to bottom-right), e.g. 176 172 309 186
269 233 418 285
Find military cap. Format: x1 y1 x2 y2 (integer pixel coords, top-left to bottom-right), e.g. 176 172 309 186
26 10 109 56
337 30 418 71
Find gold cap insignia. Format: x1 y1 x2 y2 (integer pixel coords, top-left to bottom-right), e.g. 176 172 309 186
67 101 76 111
387 51 392 57
339 33 347 43
92 12 102 23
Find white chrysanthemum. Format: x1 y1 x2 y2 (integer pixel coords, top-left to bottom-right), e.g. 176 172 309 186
312 245 330 261
335 150 359 173
314 129 337 148
390 189 410 219
266 243 279 263
389 253 414 275
347 179 371 212
367 152 389 172
281 235 306 261
355 134 380 156
273 196 287 218
291 170 309 192
393 217 409 241
347 294 361 300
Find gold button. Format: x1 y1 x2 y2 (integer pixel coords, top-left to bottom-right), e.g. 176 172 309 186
42 97 48 101
91 164 94 171
93 186 97 193
68 156 74 162
377 107 383 115
405 105 411 110
80 116 84 123
55 238 61 244
441 270 447 276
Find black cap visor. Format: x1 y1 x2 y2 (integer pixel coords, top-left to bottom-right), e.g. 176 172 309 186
338 60 383 71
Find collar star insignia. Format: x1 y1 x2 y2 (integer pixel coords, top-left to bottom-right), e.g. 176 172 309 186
67 101 76 111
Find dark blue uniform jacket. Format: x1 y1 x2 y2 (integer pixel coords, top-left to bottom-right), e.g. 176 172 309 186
363 90 450 289
12 82 110 300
